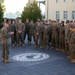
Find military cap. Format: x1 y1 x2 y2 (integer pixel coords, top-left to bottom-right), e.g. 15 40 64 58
70 21 73 23
61 21 64 24
66 20 69 23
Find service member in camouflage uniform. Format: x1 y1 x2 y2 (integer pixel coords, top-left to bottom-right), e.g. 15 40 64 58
1 22 11 63
68 27 75 63
8 20 15 47
43 24 50 49
59 21 65 52
29 20 35 45
14 19 18 45
34 21 41 47
65 20 70 54
0 18 7 29
39 20 44 48
16 18 25 47
51 21 59 50
49 20 53 45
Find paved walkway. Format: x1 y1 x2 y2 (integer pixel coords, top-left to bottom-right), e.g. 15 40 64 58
0 44 75 75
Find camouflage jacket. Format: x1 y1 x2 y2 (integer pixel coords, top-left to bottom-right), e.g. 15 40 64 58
1 27 10 44
16 23 25 33
70 32 75 44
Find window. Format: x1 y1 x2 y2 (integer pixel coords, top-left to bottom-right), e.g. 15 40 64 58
56 0 60 3
56 11 60 19
64 0 68 2
64 11 68 19
72 11 75 19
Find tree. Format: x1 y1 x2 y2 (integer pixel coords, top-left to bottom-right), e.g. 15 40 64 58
21 0 42 22
0 0 5 24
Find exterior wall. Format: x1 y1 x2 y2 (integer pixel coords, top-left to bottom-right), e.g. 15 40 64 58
45 0 75 22
28 0 35 3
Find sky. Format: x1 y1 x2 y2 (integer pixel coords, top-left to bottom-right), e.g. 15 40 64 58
4 0 45 14
4 0 28 13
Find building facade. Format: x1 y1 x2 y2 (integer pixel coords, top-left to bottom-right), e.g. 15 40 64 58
45 0 75 22
28 0 35 3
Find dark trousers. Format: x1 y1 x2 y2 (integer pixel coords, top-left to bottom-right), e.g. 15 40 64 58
11 35 15 45
29 33 35 42
24 32 29 42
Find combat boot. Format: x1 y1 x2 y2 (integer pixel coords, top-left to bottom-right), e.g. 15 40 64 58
50 47 54 50
71 59 75 63
2 58 5 62
40 46 43 48
61 50 65 52
66 52 70 55
35 45 38 48
22 44 25 47
12 44 14 47
67 55 74 60
5 59 12 63
56 48 59 51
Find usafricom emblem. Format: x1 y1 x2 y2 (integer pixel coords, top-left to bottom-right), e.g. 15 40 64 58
12 53 49 62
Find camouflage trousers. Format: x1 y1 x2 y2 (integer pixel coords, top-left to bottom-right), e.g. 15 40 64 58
52 34 59 48
35 33 40 46
16 33 24 45
2 44 9 60
69 44 75 58
65 39 69 52
59 35 65 50
43 35 50 48
39 34 43 47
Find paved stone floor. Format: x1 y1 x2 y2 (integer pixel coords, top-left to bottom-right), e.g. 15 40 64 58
0 43 75 75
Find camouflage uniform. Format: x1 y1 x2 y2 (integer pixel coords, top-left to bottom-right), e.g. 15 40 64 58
29 23 35 44
65 26 70 53
43 25 50 48
1 27 10 61
16 23 25 45
59 25 65 50
39 24 44 47
8 24 15 46
52 25 59 49
69 31 75 61
0 22 4 29
34 24 41 47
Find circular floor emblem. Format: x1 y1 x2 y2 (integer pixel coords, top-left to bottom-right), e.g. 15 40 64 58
12 53 49 62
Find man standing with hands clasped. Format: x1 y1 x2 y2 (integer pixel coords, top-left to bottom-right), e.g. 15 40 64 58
1 22 12 63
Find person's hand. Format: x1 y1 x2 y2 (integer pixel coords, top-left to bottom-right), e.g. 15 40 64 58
18 31 22 33
9 32 14 35
9 32 11 35
67 41 69 44
36 33 38 35
11 32 14 35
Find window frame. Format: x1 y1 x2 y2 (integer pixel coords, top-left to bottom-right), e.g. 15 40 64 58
64 11 68 19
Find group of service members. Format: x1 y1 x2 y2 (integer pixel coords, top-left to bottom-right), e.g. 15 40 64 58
1 18 75 63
